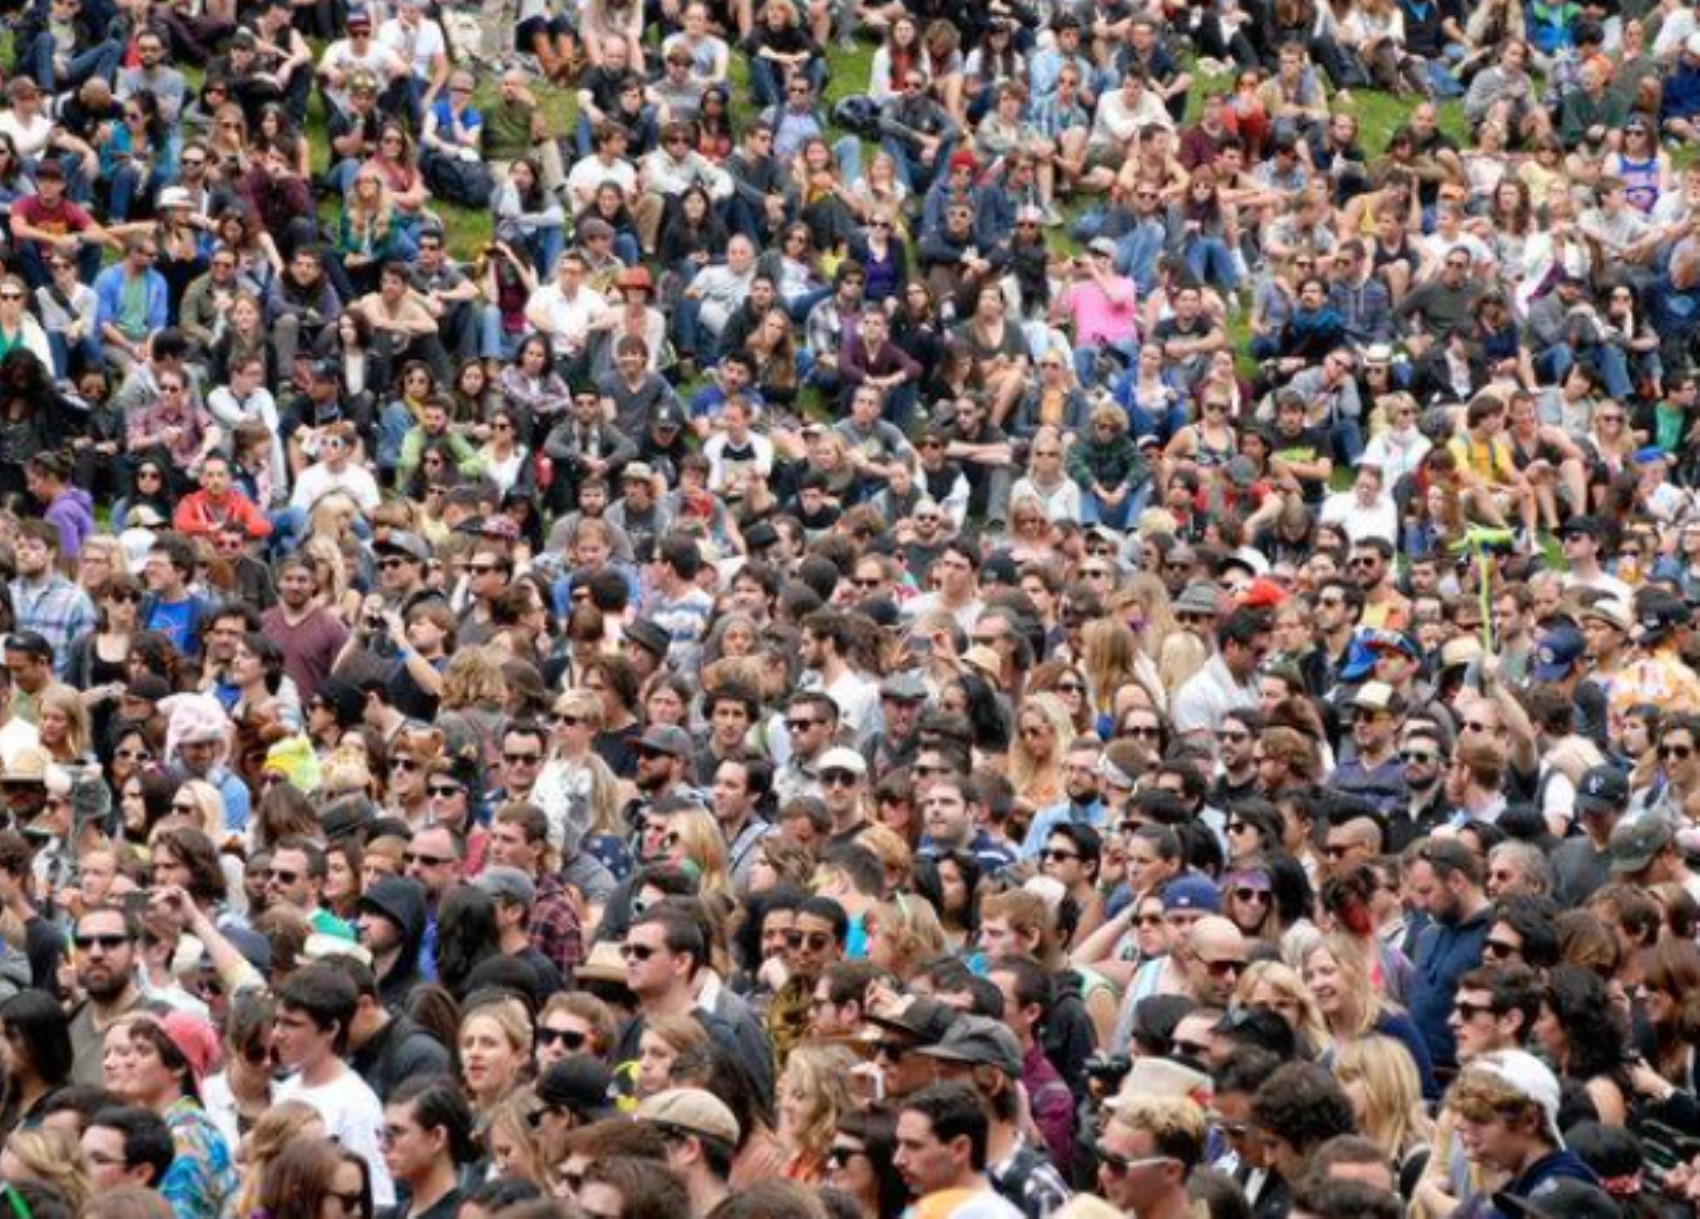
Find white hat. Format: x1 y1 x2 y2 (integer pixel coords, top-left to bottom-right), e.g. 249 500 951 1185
1470 1050 1564 1145
816 746 868 777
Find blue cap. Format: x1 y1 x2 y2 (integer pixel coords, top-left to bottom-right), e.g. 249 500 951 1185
1339 633 1378 683
1634 446 1670 466
1531 625 1587 682
1365 627 1421 661
1161 874 1222 914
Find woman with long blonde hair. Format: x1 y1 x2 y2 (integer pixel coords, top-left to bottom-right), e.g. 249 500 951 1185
3 1127 90 1211
1303 933 1437 1098
655 807 735 900
777 1044 859 1183
1335 1035 1434 1177
1007 692 1076 811
1234 960 1333 1057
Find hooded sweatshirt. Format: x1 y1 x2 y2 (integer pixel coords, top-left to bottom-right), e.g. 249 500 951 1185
360 875 428 1012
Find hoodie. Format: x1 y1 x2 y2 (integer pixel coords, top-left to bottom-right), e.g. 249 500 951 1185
360 876 428 1012
44 487 94 562
349 1011 452 1104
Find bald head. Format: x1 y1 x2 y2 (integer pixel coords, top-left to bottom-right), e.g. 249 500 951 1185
1185 917 1248 1006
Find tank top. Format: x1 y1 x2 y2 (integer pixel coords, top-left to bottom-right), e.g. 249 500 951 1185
1619 153 1661 213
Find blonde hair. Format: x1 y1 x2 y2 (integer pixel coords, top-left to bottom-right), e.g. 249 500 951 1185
780 1044 860 1165
4 1127 90 1212
1157 630 1209 697
170 779 227 839
869 891 946 976
1235 960 1333 1055
36 682 91 758
233 1100 324 1219
488 1095 543 1181
1336 1035 1434 1161
1008 692 1076 803
1304 933 1389 1040
661 808 733 898
857 823 914 892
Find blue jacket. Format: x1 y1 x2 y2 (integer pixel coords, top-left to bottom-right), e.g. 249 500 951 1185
1407 904 1492 1070
1664 63 1700 124
93 265 168 339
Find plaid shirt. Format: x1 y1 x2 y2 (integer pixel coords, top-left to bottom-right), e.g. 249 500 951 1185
531 872 585 973
10 574 95 681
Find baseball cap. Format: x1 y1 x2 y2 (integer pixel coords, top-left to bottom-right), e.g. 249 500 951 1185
636 725 692 757
879 672 928 701
1575 765 1629 816
1467 1050 1564 1145
374 530 430 564
1609 817 1671 875
475 866 536 908
1530 626 1587 682
866 995 958 1045
536 1057 619 1122
1351 681 1405 716
1364 628 1421 661
1494 1180 1622 1219
817 746 868 777
1161 874 1221 914
1088 237 1118 257
158 1011 221 1083
1638 595 1691 645
914 1015 1023 1077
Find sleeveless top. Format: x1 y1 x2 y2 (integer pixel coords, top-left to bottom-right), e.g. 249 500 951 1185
1618 152 1662 213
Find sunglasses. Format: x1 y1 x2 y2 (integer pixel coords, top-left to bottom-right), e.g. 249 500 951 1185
266 867 300 885
1041 848 1080 863
74 933 130 951
537 1027 588 1050
404 851 454 867
621 943 658 961
821 770 859 788
785 930 833 951
1665 744 1695 760
428 784 464 798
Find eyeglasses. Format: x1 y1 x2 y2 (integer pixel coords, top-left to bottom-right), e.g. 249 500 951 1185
504 751 542 765
1454 1000 1498 1021
786 719 821 732
1134 913 1166 927
428 784 464 799
1400 750 1438 764
1122 725 1161 740
1664 744 1694 760
1098 1150 1175 1175
403 851 454 867
116 747 152 762
621 942 659 961
73 933 130 951
266 867 300 885
1198 956 1246 977
1482 938 1521 961
1232 887 1270 903
785 930 833 951
1041 848 1080 863
821 770 859 788
392 757 423 772
537 1027 588 1050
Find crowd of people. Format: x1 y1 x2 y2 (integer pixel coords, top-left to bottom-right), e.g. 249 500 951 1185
10 0 1700 1216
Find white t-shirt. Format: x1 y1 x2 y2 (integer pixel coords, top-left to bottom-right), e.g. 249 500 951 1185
276 1067 396 1206
376 16 447 80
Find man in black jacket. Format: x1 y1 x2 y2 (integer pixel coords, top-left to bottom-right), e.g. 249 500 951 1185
330 954 451 1104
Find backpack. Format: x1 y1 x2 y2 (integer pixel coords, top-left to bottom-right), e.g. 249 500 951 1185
831 95 881 139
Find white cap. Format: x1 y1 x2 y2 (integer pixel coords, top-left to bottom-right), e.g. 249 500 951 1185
1470 1050 1564 1144
816 746 868 777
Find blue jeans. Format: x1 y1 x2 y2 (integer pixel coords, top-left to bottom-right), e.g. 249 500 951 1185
881 135 956 196
24 33 121 91
1115 223 1166 299
1129 399 1190 445
48 330 102 378
1073 338 1139 388
376 401 413 476
1332 415 1365 466
1082 480 1151 528
108 161 161 222
749 55 825 108
1185 236 1239 293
